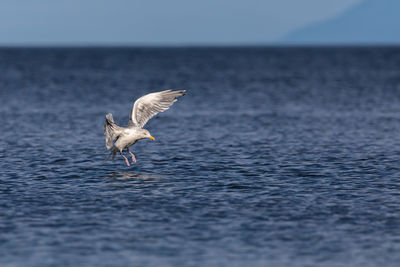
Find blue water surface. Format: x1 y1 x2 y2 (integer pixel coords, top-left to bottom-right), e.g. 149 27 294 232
1 47 400 266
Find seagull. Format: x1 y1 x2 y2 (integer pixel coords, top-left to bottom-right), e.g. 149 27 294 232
104 90 186 166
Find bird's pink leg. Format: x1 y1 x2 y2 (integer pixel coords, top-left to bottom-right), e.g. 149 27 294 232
120 151 130 167
127 148 136 163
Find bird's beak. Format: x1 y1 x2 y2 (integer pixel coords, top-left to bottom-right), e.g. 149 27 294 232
149 136 155 141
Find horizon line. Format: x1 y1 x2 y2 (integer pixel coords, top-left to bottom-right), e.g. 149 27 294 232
0 42 400 49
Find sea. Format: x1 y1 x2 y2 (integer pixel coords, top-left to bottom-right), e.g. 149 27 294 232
1 47 400 266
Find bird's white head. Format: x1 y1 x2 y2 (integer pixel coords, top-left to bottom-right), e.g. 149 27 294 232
141 129 155 141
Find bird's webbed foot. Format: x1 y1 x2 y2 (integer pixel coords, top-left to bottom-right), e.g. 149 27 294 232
120 151 131 167
127 148 136 163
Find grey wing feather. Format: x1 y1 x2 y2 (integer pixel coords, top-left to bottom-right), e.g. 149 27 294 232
129 90 186 128
104 113 124 150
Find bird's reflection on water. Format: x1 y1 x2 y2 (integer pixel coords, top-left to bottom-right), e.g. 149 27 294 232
106 171 165 184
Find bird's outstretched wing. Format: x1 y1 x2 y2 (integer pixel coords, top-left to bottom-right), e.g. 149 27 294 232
104 113 124 150
129 90 186 128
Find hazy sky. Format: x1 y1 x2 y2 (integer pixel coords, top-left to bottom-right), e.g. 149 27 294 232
0 0 362 45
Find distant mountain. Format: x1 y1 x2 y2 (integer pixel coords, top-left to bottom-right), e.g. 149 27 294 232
284 0 400 44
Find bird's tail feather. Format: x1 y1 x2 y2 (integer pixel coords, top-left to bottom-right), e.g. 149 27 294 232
104 113 123 150
104 146 118 162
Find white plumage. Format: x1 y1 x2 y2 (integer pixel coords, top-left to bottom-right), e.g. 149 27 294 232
104 90 186 166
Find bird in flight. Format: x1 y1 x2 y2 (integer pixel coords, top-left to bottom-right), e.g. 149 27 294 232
104 90 186 166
